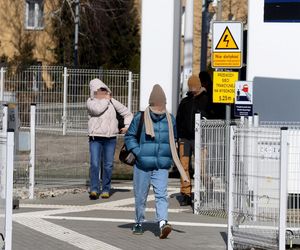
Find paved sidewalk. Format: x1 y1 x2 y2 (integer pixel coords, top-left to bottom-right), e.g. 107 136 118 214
12 179 228 250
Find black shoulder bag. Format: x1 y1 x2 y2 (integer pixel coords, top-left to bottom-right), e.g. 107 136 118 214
119 112 144 166
110 100 125 130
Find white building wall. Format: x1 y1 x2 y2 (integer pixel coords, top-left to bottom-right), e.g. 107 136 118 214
140 0 181 113
247 1 300 81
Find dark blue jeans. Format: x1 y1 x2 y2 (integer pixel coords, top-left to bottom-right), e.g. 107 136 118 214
89 137 117 194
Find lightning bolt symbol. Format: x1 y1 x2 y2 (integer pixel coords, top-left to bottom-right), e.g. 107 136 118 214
223 35 229 47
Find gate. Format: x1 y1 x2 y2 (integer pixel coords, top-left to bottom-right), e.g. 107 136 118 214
194 117 236 218
227 125 288 249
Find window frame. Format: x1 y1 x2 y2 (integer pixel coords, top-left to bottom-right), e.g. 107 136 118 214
25 0 44 30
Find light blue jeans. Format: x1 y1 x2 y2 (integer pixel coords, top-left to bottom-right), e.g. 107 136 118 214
133 166 169 224
89 137 117 194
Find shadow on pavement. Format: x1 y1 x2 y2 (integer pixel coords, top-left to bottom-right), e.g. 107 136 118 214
110 188 131 194
118 222 187 238
119 222 160 237
220 231 228 244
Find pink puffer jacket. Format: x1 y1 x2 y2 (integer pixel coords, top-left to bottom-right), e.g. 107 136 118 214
87 78 133 137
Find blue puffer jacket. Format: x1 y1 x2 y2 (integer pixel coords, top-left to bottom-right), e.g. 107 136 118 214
125 111 177 171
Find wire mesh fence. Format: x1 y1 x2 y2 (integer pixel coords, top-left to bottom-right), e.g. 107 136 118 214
285 128 300 241
228 125 282 250
3 66 65 128
0 130 14 250
0 131 7 243
194 119 234 218
0 66 139 189
258 124 300 246
1 66 140 132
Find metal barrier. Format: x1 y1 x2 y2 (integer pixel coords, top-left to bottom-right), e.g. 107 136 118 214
0 66 139 189
194 117 232 218
0 131 6 249
0 105 8 204
0 66 140 132
227 125 285 249
0 130 15 250
259 125 300 247
36 102 88 134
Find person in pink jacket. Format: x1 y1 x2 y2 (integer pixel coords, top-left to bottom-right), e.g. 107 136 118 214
87 78 133 199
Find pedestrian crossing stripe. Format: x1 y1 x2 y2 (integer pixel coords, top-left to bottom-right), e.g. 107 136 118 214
215 26 239 50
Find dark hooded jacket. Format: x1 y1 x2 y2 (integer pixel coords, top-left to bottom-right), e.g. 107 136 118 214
176 91 208 140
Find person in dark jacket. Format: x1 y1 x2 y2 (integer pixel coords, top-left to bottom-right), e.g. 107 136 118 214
176 75 208 206
125 84 188 239
199 71 226 119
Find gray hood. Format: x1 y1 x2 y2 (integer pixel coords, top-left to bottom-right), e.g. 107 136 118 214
89 78 111 98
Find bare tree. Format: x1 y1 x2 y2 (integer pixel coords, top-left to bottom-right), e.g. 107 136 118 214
49 0 140 71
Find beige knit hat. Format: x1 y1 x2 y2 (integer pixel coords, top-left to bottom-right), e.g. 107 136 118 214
188 75 201 91
148 84 167 106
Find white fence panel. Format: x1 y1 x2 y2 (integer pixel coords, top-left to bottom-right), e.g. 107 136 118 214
0 131 6 248
194 119 235 217
2 66 140 132
0 130 14 250
228 125 283 249
1 66 139 187
284 128 300 246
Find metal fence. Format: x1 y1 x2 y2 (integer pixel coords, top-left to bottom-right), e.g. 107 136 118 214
228 125 283 250
193 116 243 218
0 128 15 250
0 122 6 249
194 116 300 249
0 66 139 191
284 128 300 245
0 66 140 133
260 123 300 247
0 66 139 189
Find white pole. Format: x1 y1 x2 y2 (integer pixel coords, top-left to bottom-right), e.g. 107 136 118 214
194 113 201 214
247 116 253 128
182 0 194 98
0 105 8 200
62 67 68 136
253 113 259 127
2 105 7 133
5 130 14 250
0 67 4 102
227 125 235 250
29 104 36 199
279 128 288 250
127 71 133 113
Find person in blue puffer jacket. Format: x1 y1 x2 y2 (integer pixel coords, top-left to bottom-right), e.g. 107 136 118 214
125 84 189 239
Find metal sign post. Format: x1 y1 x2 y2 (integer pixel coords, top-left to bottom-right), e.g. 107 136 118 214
211 21 243 121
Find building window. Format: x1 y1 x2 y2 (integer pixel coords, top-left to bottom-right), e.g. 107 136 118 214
264 0 300 22
25 0 44 30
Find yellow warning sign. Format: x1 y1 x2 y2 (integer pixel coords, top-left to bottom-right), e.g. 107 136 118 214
215 27 239 50
212 52 241 68
213 71 239 104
